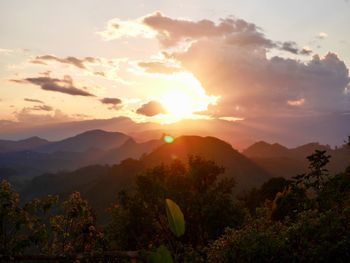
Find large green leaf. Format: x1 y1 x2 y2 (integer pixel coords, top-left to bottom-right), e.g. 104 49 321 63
165 198 185 237
149 245 173 263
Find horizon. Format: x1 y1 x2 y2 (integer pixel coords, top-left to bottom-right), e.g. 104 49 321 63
1 0 350 147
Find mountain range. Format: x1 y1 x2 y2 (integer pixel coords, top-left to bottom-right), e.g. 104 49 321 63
1 129 349 218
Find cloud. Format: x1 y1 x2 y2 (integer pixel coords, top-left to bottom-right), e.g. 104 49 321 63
172 39 350 117
138 61 182 74
149 13 348 118
317 32 328 39
12 75 95 97
30 105 53 111
14 108 75 123
100 97 123 110
287 98 305 107
105 12 307 56
31 55 99 69
136 100 167 116
98 17 156 40
142 12 261 47
100 97 122 105
24 98 44 104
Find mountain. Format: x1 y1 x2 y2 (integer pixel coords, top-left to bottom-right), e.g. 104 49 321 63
19 135 273 220
1 113 350 151
143 136 272 190
0 130 162 183
19 159 145 220
243 141 350 178
36 129 130 153
0 136 50 153
97 138 163 165
243 141 290 158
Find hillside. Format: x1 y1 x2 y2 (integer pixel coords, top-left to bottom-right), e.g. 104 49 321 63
36 129 130 153
243 141 350 178
143 136 272 190
19 135 273 218
0 136 50 153
0 130 162 181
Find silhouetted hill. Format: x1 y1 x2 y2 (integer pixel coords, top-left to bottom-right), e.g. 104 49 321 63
0 131 162 183
97 138 163 165
20 160 144 221
0 136 50 153
243 141 290 158
143 136 272 190
36 130 130 153
18 135 275 219
243 141 350 178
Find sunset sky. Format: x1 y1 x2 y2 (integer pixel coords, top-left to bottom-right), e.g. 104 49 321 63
0 0 350 145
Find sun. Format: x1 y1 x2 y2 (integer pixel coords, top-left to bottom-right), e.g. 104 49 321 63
160 90 193 118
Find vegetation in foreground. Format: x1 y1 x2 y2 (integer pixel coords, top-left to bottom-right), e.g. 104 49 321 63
1 144 350 262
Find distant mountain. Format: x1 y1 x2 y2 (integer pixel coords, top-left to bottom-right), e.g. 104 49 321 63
36 129 130 153
243 141 350 178
243 141 290 158
2 113 350 151
0 136 50 153
97 138 163 165
0 130 162 182
143 136 271 190
19 135 273 219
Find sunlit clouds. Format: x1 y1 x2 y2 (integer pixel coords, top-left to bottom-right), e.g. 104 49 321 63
98 17 156 41
0 6 349 131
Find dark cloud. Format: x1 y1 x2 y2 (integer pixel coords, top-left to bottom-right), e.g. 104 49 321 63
100 97 122 105
143 12 259 47
281 41 299 54
30 105 53 111
138 61 182 74
280 41 312 55
136 100 167 116
31 55 99 69
12 75 95 97
24 98 44 104
143 12 310 56
100 97 123 110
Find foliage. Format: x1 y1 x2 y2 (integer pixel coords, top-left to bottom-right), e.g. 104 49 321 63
0 180 105 257
1 142 350 262
108 156 245 259
293 150 331 193
0 180 29 255
240 177 290 214
165 198 185 238
207 146 350 262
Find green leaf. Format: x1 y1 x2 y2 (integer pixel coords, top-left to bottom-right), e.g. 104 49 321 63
149 245 173 263
165 198 185 237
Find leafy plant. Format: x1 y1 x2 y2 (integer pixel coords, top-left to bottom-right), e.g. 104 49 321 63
165 198 185 238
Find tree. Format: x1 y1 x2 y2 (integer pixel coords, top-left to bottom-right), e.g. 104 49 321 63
0 180 29 255
108 156 244 257
293 150 331 193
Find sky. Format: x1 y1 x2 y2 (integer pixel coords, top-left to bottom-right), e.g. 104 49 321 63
0 0 349 145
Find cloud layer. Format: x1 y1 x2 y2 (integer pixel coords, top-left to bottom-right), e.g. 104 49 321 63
128 12 349 118
12 75 95 97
